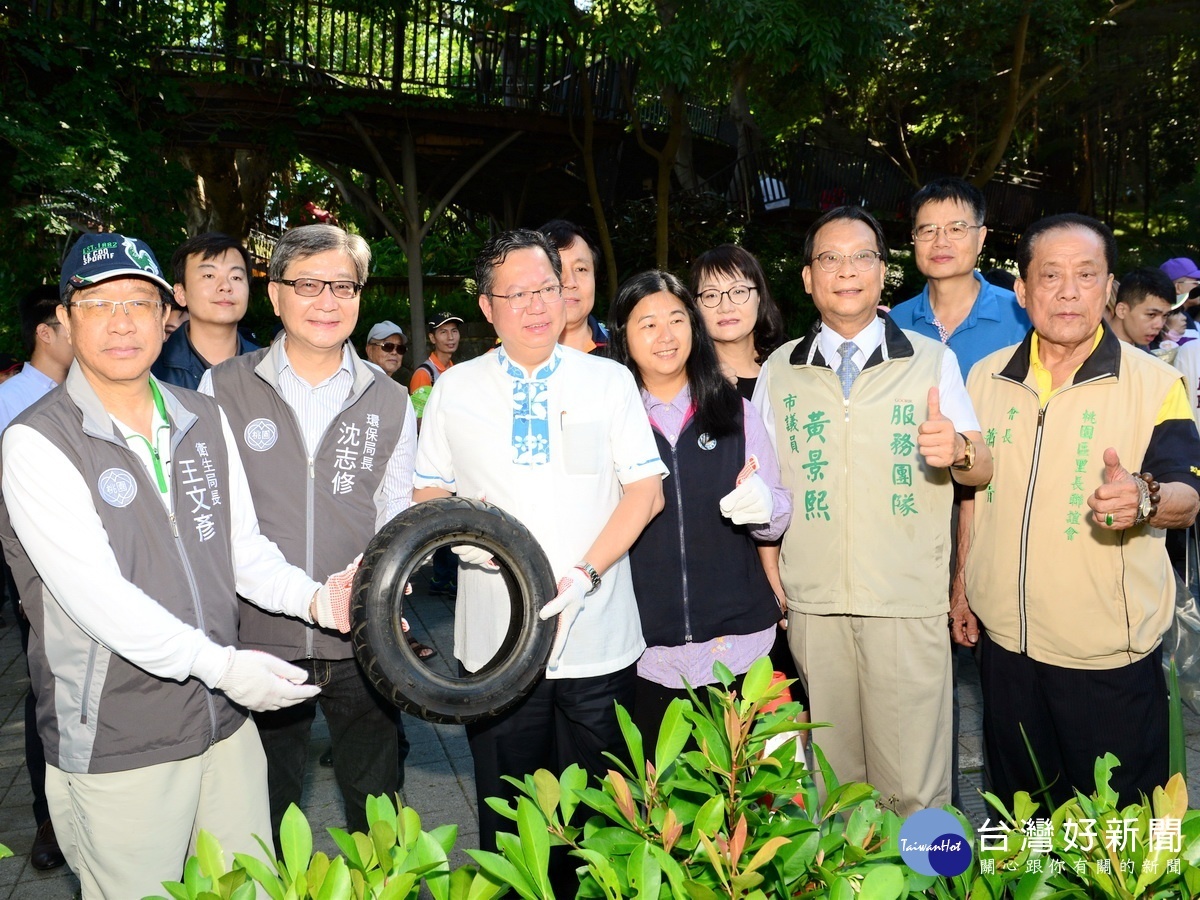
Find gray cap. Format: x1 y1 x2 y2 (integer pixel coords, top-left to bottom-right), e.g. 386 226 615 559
366 320 405 343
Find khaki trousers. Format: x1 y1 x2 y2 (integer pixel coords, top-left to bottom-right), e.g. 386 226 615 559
788 612 952 815
45 718 273 900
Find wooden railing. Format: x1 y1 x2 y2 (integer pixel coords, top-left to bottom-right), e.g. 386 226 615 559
23 0 642 121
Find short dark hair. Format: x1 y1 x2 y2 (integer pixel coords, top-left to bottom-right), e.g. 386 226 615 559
537 219 600 269
475 229 562 298
607 270 740 439
689 244 785 364
1016 213 1117 280
910 177 987 225
171 232 252 285
19 285 60 356
802 206 889 267
1116 267 1175 310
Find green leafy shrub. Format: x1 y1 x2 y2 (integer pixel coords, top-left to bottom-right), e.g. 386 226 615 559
150 657 1199 900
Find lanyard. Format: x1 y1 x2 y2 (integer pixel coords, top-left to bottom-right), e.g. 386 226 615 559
125 381 171 495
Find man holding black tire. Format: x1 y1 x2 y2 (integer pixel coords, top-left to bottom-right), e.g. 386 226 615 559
201 224 418 839
412 229 666 856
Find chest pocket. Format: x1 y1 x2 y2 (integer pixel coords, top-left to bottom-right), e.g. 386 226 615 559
562 420 606 476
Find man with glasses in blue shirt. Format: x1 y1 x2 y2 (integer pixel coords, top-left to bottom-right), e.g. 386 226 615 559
889 177 1030 380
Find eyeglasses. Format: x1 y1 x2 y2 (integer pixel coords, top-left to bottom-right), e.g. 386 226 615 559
488 283 564 310
812 250 883 273
913 222 982 242
372 341 405 354
275 278 363 299
68 298 163 321
697 285 756 308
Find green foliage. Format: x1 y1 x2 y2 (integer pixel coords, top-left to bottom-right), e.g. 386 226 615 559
486 656 926 899
146 797 484 900
156 661 1200 900
972 755 1200 900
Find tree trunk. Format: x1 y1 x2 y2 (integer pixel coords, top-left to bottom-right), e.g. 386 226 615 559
176 146 275 239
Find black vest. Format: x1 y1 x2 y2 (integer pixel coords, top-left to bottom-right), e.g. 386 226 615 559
630 409 778 646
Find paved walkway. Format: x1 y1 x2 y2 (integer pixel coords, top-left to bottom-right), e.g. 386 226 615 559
3 570 1200 898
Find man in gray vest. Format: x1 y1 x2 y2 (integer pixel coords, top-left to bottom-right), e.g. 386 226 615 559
0 232 355 899
202 224 417 838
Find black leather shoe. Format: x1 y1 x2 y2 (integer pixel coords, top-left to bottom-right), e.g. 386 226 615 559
319 746 334 767
30 819 65 870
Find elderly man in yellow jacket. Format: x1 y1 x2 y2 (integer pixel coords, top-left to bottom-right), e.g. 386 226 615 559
958 213 1200 807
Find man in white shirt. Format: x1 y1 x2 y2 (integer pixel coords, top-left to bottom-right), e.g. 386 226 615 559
754 206 992 814
412 229 666 858
0 232 353 898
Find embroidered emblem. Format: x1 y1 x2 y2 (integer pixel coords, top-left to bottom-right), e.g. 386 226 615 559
697 433 717 451
98 467 137 508
244 417 278 452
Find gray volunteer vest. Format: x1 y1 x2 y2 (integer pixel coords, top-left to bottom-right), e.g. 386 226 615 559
0 368 242 774
209 340 407 661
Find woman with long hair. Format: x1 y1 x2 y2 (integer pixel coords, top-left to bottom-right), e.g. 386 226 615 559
608 271 792 746
689 245 785 399
690 245 804 713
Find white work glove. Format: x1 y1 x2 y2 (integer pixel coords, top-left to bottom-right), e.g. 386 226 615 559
214 649 320 712
538 568 590 670
452 544 498 570
718 473 774 526
312 554 362 633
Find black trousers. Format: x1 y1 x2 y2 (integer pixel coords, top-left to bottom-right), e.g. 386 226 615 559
466 664 636 855
18 611 50 826
979 632 1167 808
255 657 404 839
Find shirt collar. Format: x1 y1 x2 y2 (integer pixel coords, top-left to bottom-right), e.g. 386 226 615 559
1028 326 1105 405
274 335 355 385
640 382 692 414
914 270 1004 326
815 316 885 368
495 343 562 380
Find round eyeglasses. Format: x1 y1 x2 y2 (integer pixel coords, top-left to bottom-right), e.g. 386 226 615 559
697 285 756 308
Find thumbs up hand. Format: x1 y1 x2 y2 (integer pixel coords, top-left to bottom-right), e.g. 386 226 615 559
917 387 963 468
1087 447 1140 530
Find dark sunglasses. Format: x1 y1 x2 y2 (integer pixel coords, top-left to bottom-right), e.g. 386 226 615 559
372 341 406 354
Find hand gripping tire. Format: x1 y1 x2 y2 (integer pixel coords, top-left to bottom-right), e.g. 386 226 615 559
350 497 556 724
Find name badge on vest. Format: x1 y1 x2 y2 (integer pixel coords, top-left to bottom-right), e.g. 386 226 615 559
244 417 278 452
697 433 717 451
98 467 137 507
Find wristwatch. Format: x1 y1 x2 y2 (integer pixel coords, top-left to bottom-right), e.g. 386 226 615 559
575 561 601 595
951 433 976 471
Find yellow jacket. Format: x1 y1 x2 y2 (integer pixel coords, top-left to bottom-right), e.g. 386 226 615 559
966 325 1191 669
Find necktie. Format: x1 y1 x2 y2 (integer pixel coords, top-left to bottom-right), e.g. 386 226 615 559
836 341 859 398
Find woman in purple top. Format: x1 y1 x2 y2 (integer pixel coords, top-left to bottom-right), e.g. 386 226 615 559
690 245 805 707
609 271 792 748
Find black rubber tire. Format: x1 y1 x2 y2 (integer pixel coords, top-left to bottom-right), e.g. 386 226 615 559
350 497 556 724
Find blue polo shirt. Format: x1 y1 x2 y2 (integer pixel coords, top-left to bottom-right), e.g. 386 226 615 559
889 270 1031 380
